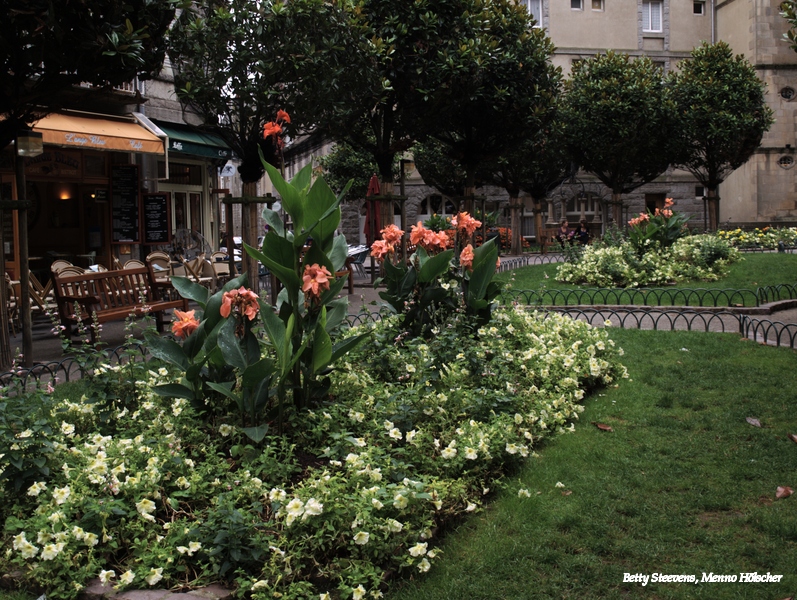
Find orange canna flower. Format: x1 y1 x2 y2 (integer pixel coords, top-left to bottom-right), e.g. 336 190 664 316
220 287 260 320
410 221 428 247
370 239 392 263
451 212 482 236
381 223 404 246
460 244 475 271
276 109 291 124
263 121 282 139
664 197 674 208
172 309 200 340
302 263 332 302
662 209 673 218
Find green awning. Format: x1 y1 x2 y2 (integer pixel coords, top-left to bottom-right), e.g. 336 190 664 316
153 121 233 160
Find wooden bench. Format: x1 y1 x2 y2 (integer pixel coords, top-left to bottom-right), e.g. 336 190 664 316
537 227 562 254
53 266 188 341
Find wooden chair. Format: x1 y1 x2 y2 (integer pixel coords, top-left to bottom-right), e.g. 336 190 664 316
50 259 74 274
183 257 216 291
123 259 146 269
57 266 87 277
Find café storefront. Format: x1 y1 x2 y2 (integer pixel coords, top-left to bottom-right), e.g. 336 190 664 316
0 111 166 279
1 111 231 281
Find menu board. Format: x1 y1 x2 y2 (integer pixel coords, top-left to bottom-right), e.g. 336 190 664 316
143 193 171 244
111 164 140 243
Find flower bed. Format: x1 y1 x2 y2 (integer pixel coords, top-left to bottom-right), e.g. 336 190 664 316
556 200 741 288
555 235 741 288
0 307 626 600
717 226 797 249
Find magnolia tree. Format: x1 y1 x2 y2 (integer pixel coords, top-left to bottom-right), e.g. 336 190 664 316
668 41 773 230
562 52 680 226
422 0 561 213
169 0 353 291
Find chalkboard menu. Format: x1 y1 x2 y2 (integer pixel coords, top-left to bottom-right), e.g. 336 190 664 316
143 193 171 244
111 164 140 243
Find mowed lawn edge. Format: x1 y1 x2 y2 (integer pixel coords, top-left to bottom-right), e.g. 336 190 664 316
385 328 797 600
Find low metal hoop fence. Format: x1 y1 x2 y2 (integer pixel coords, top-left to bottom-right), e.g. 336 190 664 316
740 315 797 348
501 286 759 308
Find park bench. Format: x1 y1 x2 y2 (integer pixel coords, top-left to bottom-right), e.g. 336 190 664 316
52 266 188 342
537 227 561 254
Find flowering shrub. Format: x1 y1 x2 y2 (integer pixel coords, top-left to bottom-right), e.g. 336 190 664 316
627 198 690 254
0 307 626 599
556 234 740 287
717 226 797 249
373 215 501 338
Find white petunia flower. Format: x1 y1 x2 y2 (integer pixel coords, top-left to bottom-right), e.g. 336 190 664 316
408 542 428 557
353 531 370 545
518 489 531 498
145 567 163 586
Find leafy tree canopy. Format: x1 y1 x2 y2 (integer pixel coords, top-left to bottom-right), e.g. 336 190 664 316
425 0 561 193
169 0 353 182
669 41 773 192
412 137 481 200
319 141 399 200
562 51 678 198
0 0 180 149
781 0 797 52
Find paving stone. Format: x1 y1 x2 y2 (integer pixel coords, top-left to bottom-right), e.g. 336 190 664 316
184 584 233 600
114 590 174 600
82 579 117 600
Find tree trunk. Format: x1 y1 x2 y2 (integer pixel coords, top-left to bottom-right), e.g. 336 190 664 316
706 187 719 231
533 200 544 246
15 154 32 367
378 179 394 237
241 181 260 295
611 191 623 227
0 209 10 370
509 196 523 256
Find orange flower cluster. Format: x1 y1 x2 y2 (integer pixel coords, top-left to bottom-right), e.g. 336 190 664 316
263 110 291 148
409 221 450 253
171 309 200 340
220 286 260 320
451 212 482 236
459 244 475 271
302 263 332 302
628 212 651 228
370 224 407 263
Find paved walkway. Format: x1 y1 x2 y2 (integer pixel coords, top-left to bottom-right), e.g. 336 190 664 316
9 256 797 367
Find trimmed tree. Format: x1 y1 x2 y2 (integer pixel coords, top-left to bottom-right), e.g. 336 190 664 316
168 0 352 291
490 118 571 255
423 0 561 214
669 41 774 230
562 51 680 226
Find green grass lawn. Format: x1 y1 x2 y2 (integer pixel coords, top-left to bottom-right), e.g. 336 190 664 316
496 252 797 306
385 328 797 599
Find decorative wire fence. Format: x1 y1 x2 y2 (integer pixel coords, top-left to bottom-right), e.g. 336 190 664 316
500 287 763 308
740 315 797 348
4 285 795 390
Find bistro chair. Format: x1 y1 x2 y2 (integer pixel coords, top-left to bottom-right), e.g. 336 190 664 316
50 259 74 274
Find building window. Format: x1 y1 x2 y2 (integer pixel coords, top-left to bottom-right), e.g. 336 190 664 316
695 185 705 198
592 0 604 9
780 87 795 100
642 0 662 32
693 1 704 14
524 0 542 25
778 155 795 169
572 0 583 10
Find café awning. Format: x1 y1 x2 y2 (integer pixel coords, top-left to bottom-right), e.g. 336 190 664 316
153 120 232 160
33 112 165 154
